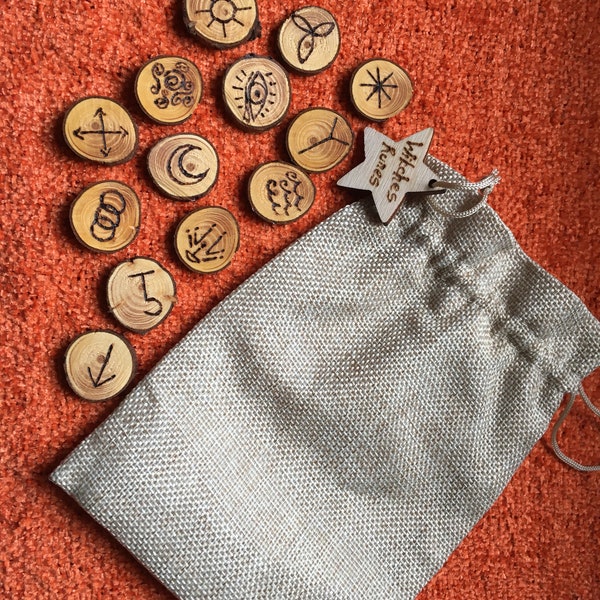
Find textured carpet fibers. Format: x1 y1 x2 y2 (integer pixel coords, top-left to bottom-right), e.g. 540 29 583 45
1 1 599 598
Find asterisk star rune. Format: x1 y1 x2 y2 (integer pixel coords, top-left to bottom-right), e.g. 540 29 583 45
337 127 440 224
360 68 398 109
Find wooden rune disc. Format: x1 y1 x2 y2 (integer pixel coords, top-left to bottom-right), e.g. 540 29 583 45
63 97 138 164
222 55 291 132
70 181 141 253
184 0 260 49
248 161 315 224
64 330 137 402
107 257 177 333
277 6 340 74
350 59 414 121
286 108 353 173
148 133 219 201
174 206 239 273
135 56 203 124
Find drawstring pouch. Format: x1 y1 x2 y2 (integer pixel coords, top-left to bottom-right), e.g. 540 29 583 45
51 152 600 599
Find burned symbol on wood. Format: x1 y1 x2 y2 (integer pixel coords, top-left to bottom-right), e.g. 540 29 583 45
185 223 227 264
167 144 210 186
291 13 335 64
196 0 252 39
232 69 277 123
266 172 304 216
72 107 129 157
87 344 116 388
298 117 350 155
150 61 195 110
90 189 126 242
128 270 164 317
360 68 398 109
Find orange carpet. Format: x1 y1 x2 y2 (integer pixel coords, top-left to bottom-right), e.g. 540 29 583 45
1 0 599 598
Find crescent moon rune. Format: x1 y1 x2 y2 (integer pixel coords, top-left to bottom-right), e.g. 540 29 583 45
167 144 210 185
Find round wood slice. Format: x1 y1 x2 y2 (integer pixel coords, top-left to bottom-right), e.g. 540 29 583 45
184 0 260 49
107 257 177 333
70 181 141 253
350 59 413 121
222 55 291 131
64 330 137 402
248 161 315 224
174 206 239 273
286 107 353 173
277 6 340 74
63 97 138 164
147 133 219 201
135 56 203 124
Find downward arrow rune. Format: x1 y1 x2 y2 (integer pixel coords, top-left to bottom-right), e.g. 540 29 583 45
87 344 117 388
72 107 129 156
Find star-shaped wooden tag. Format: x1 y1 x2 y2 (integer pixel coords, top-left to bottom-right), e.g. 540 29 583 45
337 127 441 224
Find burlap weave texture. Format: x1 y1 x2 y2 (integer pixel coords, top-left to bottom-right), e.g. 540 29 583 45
51 158 600 599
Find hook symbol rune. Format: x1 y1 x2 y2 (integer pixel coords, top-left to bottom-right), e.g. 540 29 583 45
87 344 116 388
73 108 129 157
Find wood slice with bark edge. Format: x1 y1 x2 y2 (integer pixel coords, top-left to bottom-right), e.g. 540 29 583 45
350 59 414 122
63 96 138 165
107 257 177 334
174 206 240 274
135 56 203 125
286 107 354 173
64 330 137 402
147 133 219 201
222 55 291 132
184 0 260 49
248 161 315 224
70 181 141 253
277 6 340 75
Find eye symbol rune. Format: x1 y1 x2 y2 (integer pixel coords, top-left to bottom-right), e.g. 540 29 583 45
232 69 277 123
291 14 335 64
298 117 350 155
196 0 252 39
360 68 398 109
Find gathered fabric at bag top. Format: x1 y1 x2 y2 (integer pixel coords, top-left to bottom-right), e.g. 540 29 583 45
51 156 600 600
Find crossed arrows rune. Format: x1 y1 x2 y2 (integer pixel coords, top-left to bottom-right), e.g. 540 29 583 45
73 108 129 157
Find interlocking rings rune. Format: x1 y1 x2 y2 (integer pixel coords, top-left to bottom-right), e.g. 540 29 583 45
90 190 126 243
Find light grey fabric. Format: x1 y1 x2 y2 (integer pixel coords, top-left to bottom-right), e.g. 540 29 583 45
51 157 600 600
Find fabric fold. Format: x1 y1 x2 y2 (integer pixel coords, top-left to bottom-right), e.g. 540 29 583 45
51 158 600 600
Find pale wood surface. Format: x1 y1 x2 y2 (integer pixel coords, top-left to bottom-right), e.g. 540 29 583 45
107 257 177 333
184 0 259 48
338 127 438 224
248 161 315 223
286 108 353 173
277 6 340 74
64 330 137 402
175 206 240 273
63 96 138 164
147 133 219 200
135 56 203 124
350 59 413 122
70 181 141 252
222 55 291 131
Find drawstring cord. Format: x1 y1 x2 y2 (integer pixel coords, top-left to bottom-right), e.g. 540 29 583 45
552 384 600 472
427 169 501 218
